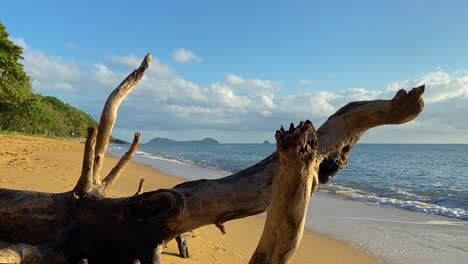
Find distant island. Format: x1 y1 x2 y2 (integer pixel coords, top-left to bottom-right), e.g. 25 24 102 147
145 137 220 145
109 136 130 144
143 137 275 145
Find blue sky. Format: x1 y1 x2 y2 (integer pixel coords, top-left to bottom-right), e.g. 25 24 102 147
2 0 468 143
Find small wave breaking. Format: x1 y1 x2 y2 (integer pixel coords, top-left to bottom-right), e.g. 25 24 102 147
324 185 468 220
134 150 189 165
332 216 468 226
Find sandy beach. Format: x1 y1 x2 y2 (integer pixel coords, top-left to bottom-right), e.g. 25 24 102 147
0 134 378 263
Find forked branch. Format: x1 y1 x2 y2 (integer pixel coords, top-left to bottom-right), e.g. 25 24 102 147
73 54 151 197
73 126 98 197
102 132 141 194
93 53 152 182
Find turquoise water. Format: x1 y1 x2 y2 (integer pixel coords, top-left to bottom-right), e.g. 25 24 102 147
132 143 468 220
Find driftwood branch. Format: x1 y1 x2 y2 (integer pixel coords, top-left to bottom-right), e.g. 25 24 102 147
135 178 145 196
102 132 141 194
317 85 425 183
93 53 151 182
0 52 425 263
74 126 98 197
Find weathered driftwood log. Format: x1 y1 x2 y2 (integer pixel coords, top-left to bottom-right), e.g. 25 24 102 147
0 52 425 263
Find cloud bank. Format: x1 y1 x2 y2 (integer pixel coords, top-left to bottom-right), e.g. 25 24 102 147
12 37 468 143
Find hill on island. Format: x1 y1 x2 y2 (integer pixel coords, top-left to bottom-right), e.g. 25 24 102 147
109 136 130 144
145 137 220 146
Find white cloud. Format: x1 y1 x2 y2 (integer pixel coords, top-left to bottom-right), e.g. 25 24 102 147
91 63 120 87
109 54 141 69
226 74 279 91
385 71 468 104
23 52 82 92
226 74 243 85
10 38 82 91
110 54 173 77
172 48 202 64
261 94 275 109
342 88 382 101
279 90 339 118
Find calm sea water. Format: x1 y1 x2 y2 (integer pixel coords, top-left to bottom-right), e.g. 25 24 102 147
132 143 468 220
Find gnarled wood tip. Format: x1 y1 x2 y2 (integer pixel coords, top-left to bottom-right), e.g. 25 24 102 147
134 131 141 141
275 120 314 140
140 53 152 71
275 120 314 141
390 84 425 124
393 85 425 100
275 120 317 161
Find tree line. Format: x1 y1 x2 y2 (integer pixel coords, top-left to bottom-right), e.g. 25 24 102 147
0 21 96 137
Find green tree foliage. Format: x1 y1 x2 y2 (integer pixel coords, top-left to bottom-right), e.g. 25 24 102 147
41 96 97 137
0 95 97 137
3 96 50 134
0 21 97 137
0 21 32 103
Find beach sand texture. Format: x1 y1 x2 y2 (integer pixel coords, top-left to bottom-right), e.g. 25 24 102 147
0 134 378 264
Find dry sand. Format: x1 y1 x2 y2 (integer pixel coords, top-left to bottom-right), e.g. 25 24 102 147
0 134 378 264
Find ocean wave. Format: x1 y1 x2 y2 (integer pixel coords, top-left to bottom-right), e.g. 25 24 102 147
134 150 232 175
332 216 468 226
325 185 468 220
391 188 431 201
108 145 124 150
134 150 189 165
188 161 232 175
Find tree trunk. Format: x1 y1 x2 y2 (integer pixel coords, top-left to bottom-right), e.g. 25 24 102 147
0 53 425 263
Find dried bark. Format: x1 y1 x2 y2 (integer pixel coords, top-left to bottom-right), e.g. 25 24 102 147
0 53 425 263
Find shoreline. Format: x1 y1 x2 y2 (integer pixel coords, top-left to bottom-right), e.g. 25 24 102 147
0 134 378 264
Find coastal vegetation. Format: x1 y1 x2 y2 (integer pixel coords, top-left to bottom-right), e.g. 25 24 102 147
0 21 96 137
